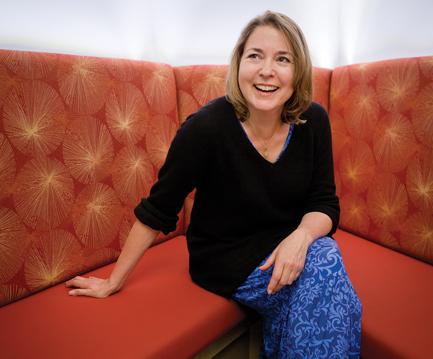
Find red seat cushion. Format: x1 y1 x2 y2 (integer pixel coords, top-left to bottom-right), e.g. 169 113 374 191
0 236 246 359
335 229 433 359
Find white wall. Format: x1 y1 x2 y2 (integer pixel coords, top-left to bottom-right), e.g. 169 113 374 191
0 0 432 68
339 0 433 66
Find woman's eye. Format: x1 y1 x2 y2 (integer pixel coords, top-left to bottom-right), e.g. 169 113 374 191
277 56 292 63
247 53 260 59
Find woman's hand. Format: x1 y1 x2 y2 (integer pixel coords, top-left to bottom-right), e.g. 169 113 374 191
65 221 159 299
259 228 313 295
65 276 120 298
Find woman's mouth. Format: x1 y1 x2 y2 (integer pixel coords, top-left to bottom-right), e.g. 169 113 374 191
254 84 279 93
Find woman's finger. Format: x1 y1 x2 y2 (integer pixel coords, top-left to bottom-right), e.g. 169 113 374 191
259 250 276 271
292 256 306 282
274 259 304 292
287 270 300 285
68 288 93 297
279 263 293 285
65 276 92 289
65 276 80 287
272 263 292 293
286 258 305 285
267 262 284 294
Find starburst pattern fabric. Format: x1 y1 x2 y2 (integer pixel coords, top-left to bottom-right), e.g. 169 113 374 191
1 49 432 309
0 50 183 306
330 56 433 262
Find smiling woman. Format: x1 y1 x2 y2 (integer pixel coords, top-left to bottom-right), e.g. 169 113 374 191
239 26 295 115
66 10 361 359
236 25 295 162
226 11 312 126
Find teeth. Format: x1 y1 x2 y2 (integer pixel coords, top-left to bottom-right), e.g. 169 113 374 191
255 85 278 92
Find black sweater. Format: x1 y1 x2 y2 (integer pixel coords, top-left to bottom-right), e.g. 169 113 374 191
135 97 339 298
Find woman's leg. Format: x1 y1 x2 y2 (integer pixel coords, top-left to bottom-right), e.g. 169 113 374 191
232 258 287 358
232 236 362 359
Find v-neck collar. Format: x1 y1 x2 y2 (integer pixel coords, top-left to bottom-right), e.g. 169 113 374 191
236 118 295 165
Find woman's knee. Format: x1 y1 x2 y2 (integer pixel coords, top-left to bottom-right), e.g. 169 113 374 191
306 236 345 275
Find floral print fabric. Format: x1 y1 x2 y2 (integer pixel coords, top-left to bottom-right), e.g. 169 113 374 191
232 236 362 358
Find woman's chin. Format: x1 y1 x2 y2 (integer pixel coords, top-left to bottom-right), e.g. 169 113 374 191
249 102 284 116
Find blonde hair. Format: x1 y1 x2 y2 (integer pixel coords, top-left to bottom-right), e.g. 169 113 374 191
226 11 312 124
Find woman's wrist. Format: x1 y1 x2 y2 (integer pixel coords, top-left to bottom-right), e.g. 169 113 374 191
293 227 314 246
107 277 123 293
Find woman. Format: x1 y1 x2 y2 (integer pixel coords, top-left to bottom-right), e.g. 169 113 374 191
66 11 362 358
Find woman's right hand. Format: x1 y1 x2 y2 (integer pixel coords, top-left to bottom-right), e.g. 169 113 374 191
65 221 158 299
65 276 120 298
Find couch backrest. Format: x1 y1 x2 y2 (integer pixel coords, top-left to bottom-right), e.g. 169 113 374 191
329 56 433 264
174 65 228 227
0 50 184 306
3 49 430 307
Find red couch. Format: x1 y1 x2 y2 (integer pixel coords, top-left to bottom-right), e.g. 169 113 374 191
0 49 432 358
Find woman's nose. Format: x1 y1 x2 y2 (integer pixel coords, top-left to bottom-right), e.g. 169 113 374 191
259 59 274 77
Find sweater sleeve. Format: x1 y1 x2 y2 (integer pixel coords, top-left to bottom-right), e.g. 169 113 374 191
134 113 209 234
302 104 340 236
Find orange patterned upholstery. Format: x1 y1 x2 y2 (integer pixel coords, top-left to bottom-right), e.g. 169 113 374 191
329 57 433 264
0 50 184 306
0 235 246 359
1 48 432 359
174 65 228 124
174 65 228 229
335 229 433 359
312 67 332 111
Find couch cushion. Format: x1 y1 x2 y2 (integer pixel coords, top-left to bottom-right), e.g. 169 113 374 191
0 235 246 359
335 229 433 359
0 50 185 306
329 56 433 264
174 65 228 124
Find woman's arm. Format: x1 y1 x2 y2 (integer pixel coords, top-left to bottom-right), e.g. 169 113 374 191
66 221 159 298
295 211 333 246
66 112 210 298
259 211 332 294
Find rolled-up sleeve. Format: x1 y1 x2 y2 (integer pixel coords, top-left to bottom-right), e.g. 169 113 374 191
303 105 340 236
134 113 209 234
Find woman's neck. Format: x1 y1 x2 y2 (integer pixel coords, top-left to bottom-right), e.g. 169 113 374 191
241 110 289 162
245 110 282 138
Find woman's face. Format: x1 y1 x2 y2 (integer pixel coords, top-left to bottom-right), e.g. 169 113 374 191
238 25 295 120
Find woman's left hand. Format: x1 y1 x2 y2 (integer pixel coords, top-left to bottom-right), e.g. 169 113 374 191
259 228 313 295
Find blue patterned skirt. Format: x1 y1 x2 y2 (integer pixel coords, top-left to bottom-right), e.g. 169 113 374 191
232 236 362 359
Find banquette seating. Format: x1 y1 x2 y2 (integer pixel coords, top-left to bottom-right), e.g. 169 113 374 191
0 49 432 358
